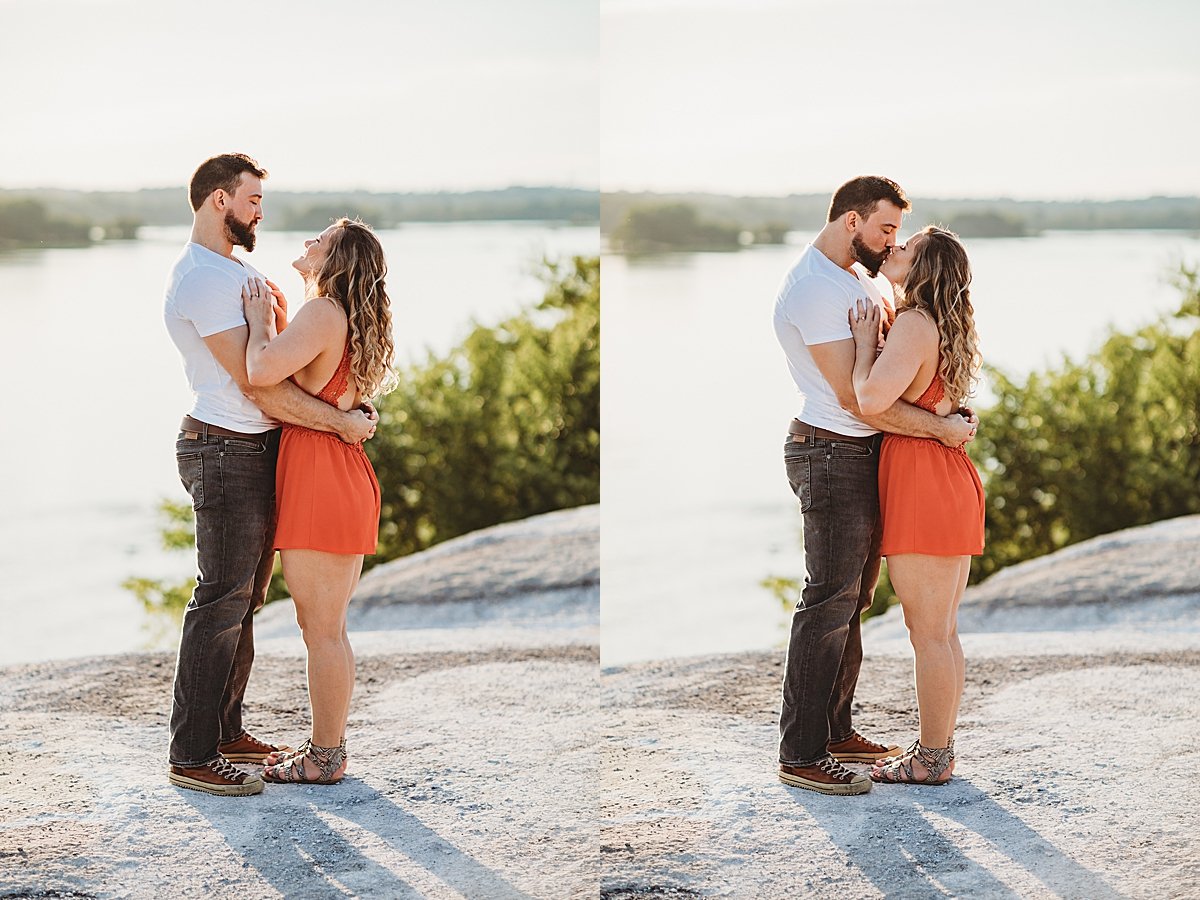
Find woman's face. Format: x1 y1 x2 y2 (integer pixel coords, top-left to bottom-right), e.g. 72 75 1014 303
879 232 925 286
292 224 338 276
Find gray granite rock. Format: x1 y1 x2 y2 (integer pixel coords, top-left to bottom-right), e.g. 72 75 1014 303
962 513 1200 614
352 503 599 609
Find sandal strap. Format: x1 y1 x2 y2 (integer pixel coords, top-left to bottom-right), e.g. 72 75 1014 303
305 741 348 783
873 740 952 784
914 742 953 780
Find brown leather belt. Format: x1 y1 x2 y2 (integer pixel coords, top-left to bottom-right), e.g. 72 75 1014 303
788 418 877 447
180 414 272 441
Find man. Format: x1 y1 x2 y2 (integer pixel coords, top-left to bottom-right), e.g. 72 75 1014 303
772 175 977 795
163 153 377 796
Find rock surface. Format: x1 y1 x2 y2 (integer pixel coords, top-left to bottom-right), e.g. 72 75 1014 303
0 508 599 900
351 504 600 609
962 513 1200 609
600 516 1200 899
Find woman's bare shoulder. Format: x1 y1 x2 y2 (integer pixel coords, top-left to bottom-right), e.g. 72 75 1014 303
304 295 347 318
891 307 939 342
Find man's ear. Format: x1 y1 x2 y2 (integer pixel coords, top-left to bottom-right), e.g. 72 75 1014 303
211 189 227 211
844 210 858 232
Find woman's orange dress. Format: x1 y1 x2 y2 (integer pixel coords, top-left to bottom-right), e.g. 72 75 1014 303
878 372 985 557
274 343 381 554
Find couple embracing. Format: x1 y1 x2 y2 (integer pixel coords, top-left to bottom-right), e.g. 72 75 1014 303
773 176 985 794
163 153 396 796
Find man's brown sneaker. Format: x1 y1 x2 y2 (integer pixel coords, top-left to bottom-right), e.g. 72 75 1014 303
828 731 900 764
218 732 292 764
779 755 872 795
169 756 264 797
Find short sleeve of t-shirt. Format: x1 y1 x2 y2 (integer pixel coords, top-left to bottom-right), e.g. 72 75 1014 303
781 274 858 346
172 266 247 338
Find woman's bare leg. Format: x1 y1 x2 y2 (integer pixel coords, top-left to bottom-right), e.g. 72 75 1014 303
883 553 969 780
280 550 362 767
947 556 971 745
338 567 362 741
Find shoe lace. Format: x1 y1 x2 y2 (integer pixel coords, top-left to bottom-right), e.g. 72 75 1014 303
815 755 854 779
209 756 247 781
847 731 888 752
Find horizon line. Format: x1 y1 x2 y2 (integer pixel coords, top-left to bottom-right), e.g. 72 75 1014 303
599 188 1200 204
0 183 601 196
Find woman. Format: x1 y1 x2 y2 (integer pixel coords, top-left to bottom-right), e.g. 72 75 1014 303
242 217 397 784
848 226 984 786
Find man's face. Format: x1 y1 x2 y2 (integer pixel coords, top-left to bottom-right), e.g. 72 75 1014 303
221 174 263 251
849 200 903 277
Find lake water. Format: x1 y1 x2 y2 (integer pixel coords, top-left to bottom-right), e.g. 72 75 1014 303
0 222 598 665
600 230 1200 667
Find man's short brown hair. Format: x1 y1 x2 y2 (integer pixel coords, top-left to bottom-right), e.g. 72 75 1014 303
188 153 268 212
827 175 909 223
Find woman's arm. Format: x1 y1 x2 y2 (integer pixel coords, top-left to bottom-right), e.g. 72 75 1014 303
850 302 935 417
202 325 377 442
243 279 339 387
808 334 976 447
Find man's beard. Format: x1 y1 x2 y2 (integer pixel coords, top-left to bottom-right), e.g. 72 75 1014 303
224 210 257 251
850 233 888 278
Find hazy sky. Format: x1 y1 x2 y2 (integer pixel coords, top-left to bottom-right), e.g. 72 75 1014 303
601 0 1200 199
0 0 596 192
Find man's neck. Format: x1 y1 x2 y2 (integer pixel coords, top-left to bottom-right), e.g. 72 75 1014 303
811 224 854 271
189 219 235 259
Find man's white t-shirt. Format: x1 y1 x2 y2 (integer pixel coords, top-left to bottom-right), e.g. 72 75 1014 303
163 242 278 433
773 244 889 437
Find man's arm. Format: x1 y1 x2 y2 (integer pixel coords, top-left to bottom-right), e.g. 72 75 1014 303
809 338 975 447
203 326 376 443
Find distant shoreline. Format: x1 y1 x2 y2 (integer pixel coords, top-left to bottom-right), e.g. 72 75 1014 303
600 190 1200 241
0 186 600 249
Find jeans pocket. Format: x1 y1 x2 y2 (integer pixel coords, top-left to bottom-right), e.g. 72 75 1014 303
177 452 204 510
831 441 872 458
222 437 266 455
785 454 813 512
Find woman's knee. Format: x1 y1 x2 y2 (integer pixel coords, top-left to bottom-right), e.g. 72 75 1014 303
906 621 955 649
297 615 344 646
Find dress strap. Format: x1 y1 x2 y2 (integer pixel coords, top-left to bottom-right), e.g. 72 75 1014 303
316 342 352 405
914 369 945 413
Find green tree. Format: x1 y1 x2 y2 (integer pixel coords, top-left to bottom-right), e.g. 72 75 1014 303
0 197 91 247
611 202 741 253
971 265 1200 580
368 255 600 559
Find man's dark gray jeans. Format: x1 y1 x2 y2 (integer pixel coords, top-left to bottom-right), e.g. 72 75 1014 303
168 427 279 767
778 431 882 767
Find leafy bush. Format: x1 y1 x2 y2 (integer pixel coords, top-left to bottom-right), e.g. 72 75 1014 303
970 265 1200 581
367 255 599 560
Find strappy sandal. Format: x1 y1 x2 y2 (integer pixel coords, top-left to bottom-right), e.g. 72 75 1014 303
264 736 348 769
263 738 311 768
870 740 953 786
875 738 919 767
262 739 347 785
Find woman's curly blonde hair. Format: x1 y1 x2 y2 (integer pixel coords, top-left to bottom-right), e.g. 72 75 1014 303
895 225 981 404
308 218 398 400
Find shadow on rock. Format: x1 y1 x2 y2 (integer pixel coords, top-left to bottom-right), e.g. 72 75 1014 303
181 776 534 899
792 777 1125 899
